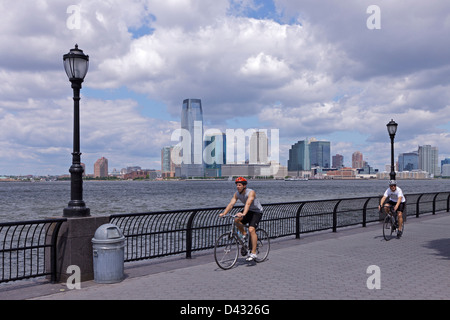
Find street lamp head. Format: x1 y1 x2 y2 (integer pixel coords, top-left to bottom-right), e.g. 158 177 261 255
386 119 398 137
63 44 89 81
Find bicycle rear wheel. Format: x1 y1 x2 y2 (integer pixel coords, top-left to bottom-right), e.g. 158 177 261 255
254 229 270 262
383 215 395 241
214 233 239 270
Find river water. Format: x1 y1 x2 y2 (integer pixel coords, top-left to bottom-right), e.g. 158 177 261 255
1 179 449 222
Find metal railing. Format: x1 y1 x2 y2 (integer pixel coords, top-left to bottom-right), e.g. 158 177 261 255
0 191 448 283
0 218 66 283
110 191 450 262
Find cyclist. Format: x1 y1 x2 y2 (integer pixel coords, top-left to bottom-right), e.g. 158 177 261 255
378 180 406 238
219 177 263 261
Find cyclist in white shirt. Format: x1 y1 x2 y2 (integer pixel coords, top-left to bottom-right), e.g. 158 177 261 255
378 180 406 238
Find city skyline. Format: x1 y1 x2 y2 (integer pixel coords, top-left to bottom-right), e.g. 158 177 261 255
1 1 450 176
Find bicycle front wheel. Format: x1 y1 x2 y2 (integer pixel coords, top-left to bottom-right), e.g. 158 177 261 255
214 233 239 270
254 229 270 262
382 215 394 241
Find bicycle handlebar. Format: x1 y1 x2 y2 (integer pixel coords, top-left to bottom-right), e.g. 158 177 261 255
379 203 396 214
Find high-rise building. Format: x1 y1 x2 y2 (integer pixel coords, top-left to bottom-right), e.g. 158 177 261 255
418 145 439 176
352 151 363 169
249 131 268 164
204 133 226 177
309 139 330 168
94 157 108 178
441 158 450 176
288 140 310 172
161 146 176 177
398 152 418 172
332 154 344 168
178 99 204 177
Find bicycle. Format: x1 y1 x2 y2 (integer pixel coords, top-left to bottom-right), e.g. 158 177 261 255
214 214 270 270
381 203 405 241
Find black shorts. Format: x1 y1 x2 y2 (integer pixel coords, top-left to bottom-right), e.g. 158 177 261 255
387 200 406 213
240 211 262 229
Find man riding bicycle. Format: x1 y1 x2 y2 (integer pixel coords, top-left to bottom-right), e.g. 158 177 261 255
378 180 406 238
219 177 263 261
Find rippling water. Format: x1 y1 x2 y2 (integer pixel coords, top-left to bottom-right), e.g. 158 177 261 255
1 179 449 222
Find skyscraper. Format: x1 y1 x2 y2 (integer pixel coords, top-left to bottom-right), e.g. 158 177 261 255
352 151 363 169
288 140 310 172
418 145 439 176
309 140 330 168
249 131 268 164
332 154 344 168
161 146 176 177
179 99 204 177
94 157 108 178
398 152 418 172
204 132 226 177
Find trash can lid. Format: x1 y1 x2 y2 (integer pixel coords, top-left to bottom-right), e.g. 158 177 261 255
92 223 124 243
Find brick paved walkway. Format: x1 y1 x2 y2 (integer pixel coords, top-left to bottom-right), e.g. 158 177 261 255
1 213 449 301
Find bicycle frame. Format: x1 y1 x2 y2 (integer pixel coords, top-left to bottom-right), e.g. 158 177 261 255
381 203 404 240
224 214 250 249
382 203 397 221
214 214 270 269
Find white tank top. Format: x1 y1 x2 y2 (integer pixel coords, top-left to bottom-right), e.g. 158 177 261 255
235 188 263 214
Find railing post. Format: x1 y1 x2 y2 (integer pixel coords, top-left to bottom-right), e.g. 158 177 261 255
432 193 439 215
416 194 423 218
186 210 198 259
447 193 450 212
362 198 371 227
50 220 65 283
295 203 305 239
333 200 342 232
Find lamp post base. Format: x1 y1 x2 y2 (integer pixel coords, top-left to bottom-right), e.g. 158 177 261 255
63 206 91 218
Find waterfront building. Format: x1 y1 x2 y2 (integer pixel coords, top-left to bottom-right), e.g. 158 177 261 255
288 140 310 172
377 170 431 179
161 146 176 178
326 167 357 179
398 152 419 172
249 131 269 165
441 158 450 176
418 145 439 177
221 162 287 179
204 133 226 177
352 151 363 169
442 164 450 177
94 157 108 178
332 154 344 168
309 139 330 168
178 98 205 177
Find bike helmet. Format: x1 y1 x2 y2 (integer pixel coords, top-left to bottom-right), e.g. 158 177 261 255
389 180 397 186
235 177 247 185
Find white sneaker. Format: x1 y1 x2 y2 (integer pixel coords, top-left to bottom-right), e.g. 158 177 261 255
246 253 257 261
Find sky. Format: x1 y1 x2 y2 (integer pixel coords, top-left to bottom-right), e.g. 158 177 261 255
1 0 450 175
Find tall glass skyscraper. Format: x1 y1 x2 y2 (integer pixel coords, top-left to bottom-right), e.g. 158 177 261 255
288 140 310 172
309 140 330 168
179 99 204 177
204 132 226 177
398 152 418 172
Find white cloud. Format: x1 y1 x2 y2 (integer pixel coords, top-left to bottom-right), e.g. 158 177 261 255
0 0 449 175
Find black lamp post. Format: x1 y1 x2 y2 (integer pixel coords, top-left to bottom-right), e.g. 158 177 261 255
63 44 90 217
386 119 398 181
